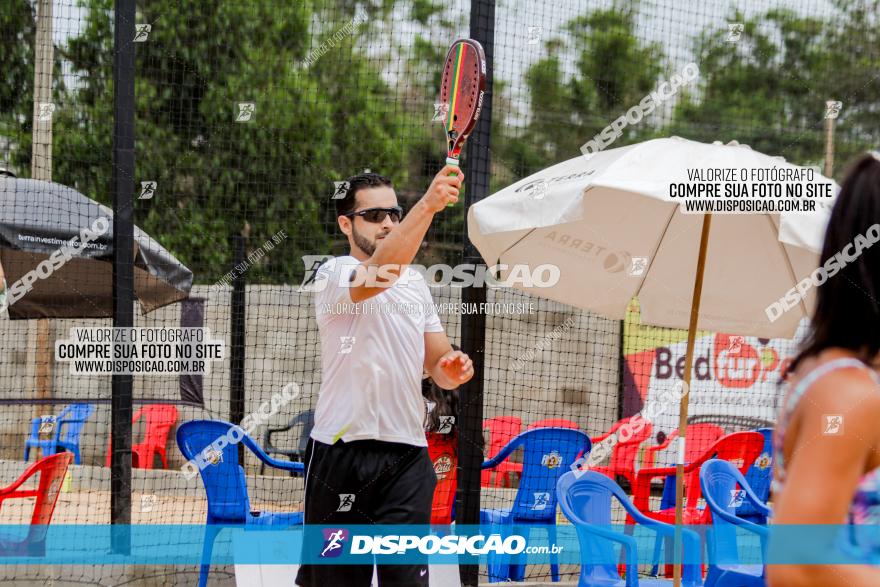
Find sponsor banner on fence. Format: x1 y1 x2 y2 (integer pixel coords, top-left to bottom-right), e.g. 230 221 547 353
622 299 806 462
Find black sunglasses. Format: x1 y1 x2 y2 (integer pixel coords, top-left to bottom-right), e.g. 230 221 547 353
344 206 403 223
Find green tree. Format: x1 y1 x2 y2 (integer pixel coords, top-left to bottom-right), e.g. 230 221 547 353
667 10 831 167
0 1 68 177
494 8 665 181
0 1 35 123
25 0 424 284
819 0 880 170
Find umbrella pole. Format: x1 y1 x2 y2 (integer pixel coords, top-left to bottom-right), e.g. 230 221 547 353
672 213 712 587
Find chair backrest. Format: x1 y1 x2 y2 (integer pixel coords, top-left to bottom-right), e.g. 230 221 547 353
649 423 725 471
483 416 522 457
700 458 766 567
138 404 179 448
56 403 95 445
8 452 74 545
427 432 457 525
177 420 255 523
557 471 702 587
710 431 765 469
608 417 653 475
739 427 773 517
684 423 725 462
528 418 579 431
683 431 765 510
505 428 591 522
29 452 72 525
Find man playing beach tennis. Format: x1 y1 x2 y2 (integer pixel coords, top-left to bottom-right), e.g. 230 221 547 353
296 167 474 587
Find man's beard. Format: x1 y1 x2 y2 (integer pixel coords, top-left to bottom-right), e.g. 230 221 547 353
352 224 377 256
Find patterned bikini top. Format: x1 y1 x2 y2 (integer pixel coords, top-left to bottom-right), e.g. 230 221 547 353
774 357 880 562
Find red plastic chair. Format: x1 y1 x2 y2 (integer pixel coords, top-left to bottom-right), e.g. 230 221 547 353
632 431 765 525
481 416 522 488
0 452 72 556
632 431 764 577
589 416 654 488
642 423 725 469
527 418 579 430
427 432 457 525
106 404 179 469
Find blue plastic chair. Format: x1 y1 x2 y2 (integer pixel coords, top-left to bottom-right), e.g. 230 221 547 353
177 420 305 587
23 403 95 465
737 428 773 525
700 459 770 587
480 427 591 582
557 471 703 586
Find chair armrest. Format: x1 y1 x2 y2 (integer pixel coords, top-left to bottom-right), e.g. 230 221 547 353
637 464 680 480
269 448 302 457
741 483 772 518
55 417 87 438
633 465 679 511
261 428 276 451
711 504 769 538
265 459 305 473
0 467 41 497
243 433 305 473
0 489 39 503
709 505 770 560
481 438 522 469
0 488 39 515
643 431 678 460
263 424 301 454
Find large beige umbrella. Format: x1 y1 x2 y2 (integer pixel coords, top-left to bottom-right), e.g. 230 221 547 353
469 137 833 339
468 136 837 584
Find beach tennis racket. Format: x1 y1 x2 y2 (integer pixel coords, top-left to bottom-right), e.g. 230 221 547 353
439 38 487 205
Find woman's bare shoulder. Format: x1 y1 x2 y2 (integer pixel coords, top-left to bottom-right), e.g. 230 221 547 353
787 348 880 391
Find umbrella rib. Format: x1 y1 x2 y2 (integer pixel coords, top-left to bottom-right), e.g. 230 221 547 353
767 213 810 319
495 228 539 265
633 202 680 300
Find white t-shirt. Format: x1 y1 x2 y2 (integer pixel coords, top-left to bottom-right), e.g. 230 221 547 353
310 256 444 447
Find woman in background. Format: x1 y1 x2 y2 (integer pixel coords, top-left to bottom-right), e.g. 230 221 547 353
422 347 461 525
423 374 460 435
768 153 880 586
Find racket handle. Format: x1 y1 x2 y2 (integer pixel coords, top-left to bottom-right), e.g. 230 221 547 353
446 157 460 207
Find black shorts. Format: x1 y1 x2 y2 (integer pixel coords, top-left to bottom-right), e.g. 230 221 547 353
295 438 437 587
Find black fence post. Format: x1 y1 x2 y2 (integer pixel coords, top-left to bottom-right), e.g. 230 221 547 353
458 1 495 585
230 230 249 466
110 0 136 553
